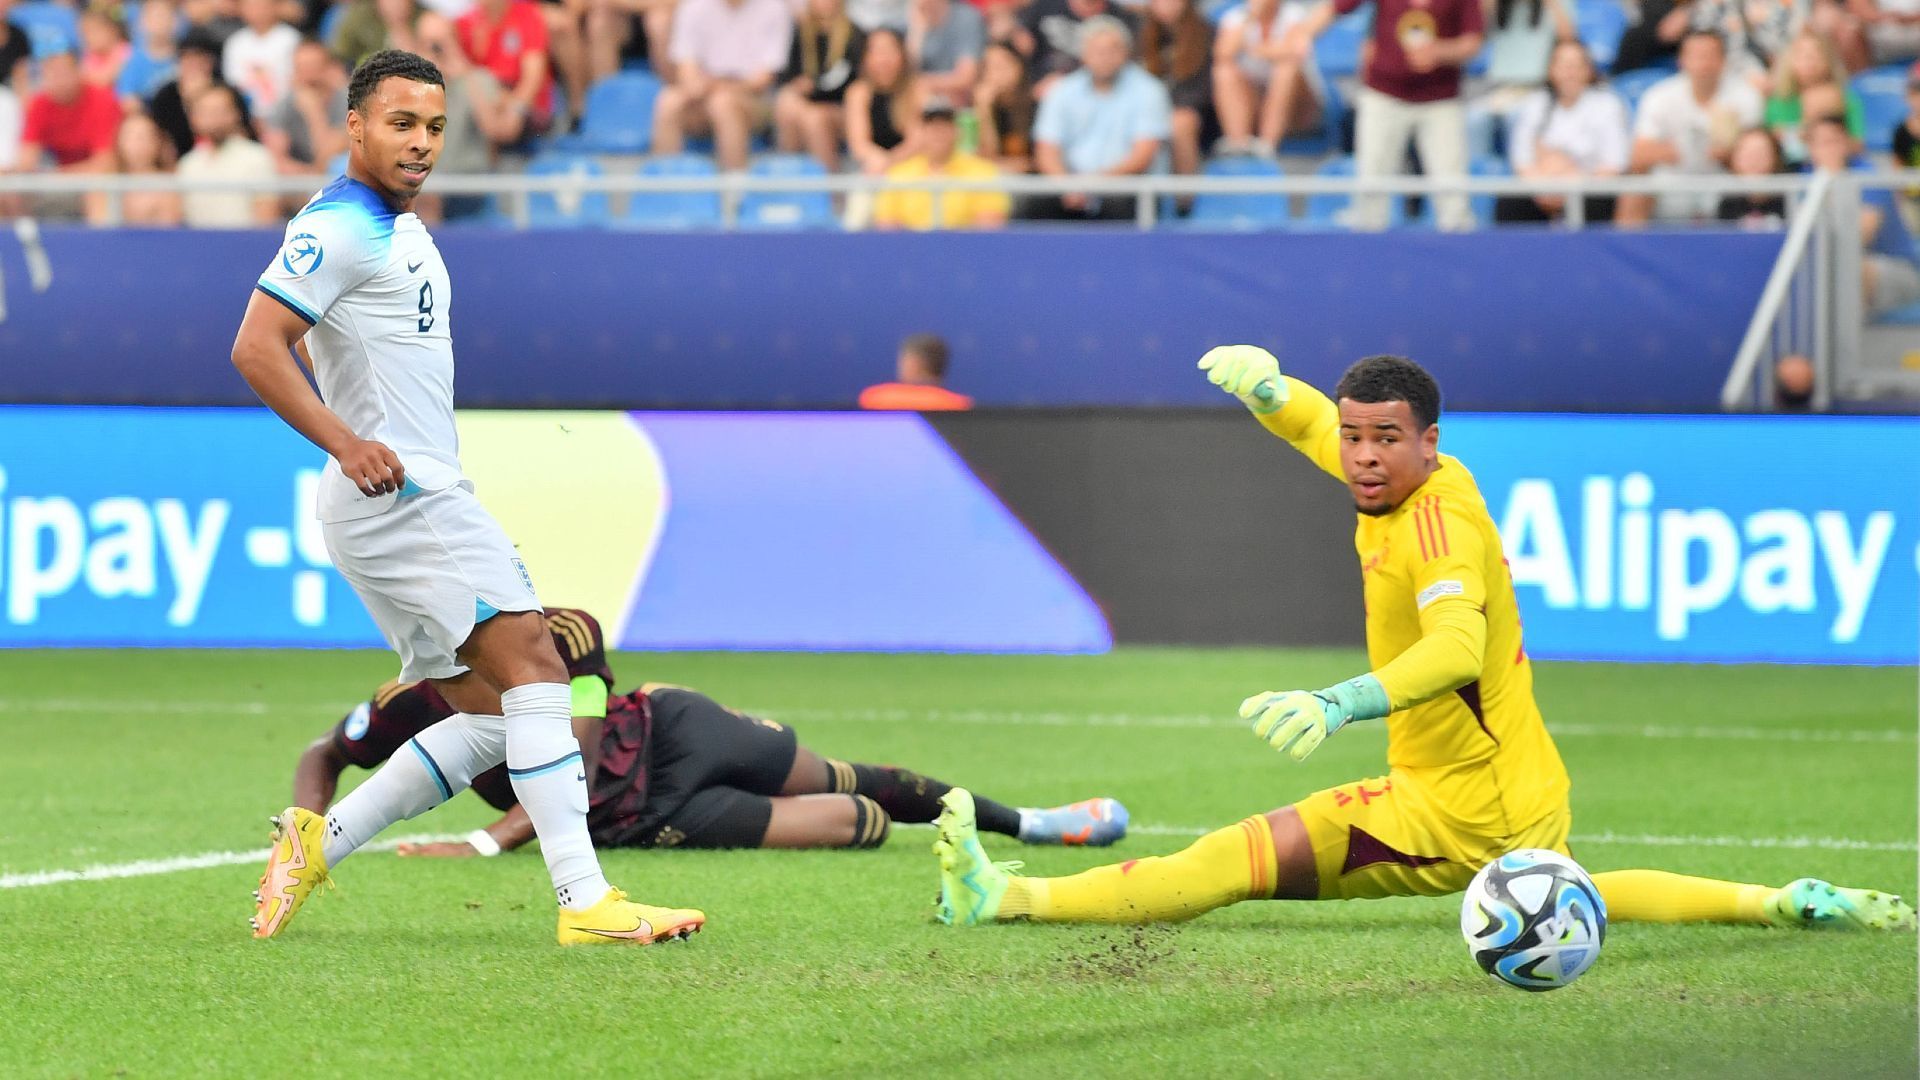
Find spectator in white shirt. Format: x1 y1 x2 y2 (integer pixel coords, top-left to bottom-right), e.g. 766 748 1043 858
221 0 301 114
178 82 279 227
652 0 795 171
1497 40 1629 223
1616 28 1763 224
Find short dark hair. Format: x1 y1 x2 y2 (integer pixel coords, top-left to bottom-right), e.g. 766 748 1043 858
901 333 951 378
1680 27 1725 52
347 49 444 114
1334 355 1441 429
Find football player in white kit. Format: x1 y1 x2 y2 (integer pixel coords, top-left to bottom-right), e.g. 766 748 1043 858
232 50 705 946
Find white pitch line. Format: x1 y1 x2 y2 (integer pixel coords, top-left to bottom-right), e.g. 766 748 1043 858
750 707 1914 745
0 698 1909 745
899 821 1918 852
0 832 461 890
5 826 1911 892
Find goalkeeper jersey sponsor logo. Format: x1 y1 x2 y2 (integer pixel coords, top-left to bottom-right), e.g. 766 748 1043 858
1417 580 1465 609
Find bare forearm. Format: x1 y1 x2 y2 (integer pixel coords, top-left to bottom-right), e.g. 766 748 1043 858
1102 140 1161 176
487 803 537 851
1036 142 1068 175
1436 33 1483 65
233 336 357 457
293 741 345 812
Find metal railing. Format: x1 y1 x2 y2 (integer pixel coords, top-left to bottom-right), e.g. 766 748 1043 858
0 169 1839 231
1722 170 1834 411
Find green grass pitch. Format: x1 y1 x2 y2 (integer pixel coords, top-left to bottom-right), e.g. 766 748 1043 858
0 647 1913 1078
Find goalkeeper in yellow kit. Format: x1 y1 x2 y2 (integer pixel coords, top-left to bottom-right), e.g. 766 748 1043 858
928 349 1915 932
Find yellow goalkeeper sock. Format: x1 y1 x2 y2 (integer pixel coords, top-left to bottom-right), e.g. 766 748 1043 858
1591 869 1773 925
1000 816 1278 923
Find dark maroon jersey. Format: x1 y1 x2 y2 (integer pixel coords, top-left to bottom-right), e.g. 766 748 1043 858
329 607 619 810
586 690 654 840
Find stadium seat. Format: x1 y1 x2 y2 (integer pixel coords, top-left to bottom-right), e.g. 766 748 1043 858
1315 9 1371 79
12 2 80 53
522 153 612 228
1183 154 1292 229
619 153 723 230
1576 0 1629 72
738 154 837 230
1302 155 1407 228
572 72 661 154
326 151 348 177
1853 65 1908 154
318 3 346 49
1610 65 1671 112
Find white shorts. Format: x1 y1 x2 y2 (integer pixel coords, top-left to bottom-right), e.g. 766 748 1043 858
322 481 541 683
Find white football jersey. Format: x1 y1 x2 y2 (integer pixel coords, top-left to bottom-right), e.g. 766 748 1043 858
256 175 462 523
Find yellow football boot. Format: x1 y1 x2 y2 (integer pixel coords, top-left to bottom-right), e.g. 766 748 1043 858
250 807 330 940
556 887 705 946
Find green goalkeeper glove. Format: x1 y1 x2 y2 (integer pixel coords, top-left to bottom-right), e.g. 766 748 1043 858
1240 675 1392 762
1197 345 1288 415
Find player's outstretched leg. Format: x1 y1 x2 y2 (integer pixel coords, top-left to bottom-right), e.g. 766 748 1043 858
819 757 1129 846
932 788 1276 925
253 711 506 939
1592 870 1916 930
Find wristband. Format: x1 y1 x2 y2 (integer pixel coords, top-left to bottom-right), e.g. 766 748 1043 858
466 829 502 857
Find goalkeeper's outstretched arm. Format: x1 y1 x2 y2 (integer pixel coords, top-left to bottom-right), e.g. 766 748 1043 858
1196 346 1344 480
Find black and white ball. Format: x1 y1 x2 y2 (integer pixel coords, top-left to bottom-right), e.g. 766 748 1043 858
1460 849 1607 992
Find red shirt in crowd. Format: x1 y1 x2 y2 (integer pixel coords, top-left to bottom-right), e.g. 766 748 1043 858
23 84 121 166
1335 0 1484 104
457 1 552 119
858 383 975 411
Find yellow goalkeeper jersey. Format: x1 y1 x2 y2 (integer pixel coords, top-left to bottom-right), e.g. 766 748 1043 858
1260 377 1570 836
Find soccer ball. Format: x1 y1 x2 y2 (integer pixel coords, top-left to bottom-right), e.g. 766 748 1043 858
1460 848 1607 992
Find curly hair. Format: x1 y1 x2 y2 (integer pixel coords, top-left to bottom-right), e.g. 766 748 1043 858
347 49 444 114
1333 355 1441 429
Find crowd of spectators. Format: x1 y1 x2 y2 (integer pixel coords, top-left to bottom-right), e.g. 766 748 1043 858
0 0 1916 233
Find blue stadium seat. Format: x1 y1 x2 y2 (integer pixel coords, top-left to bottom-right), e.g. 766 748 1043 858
1302 155 1406 228
620 153 722 229
318 3 346 48
1853 65 1908 154
1610 65 1671 112
326 151 348 176
522 154 612 228
1315 8 1371 80
573 72 661 154
1577 0 1629 72
739 154 837 230
1183 154 1292 229
12 2 80 54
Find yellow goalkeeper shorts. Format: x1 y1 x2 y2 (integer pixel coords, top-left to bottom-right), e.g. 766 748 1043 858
1293 769 1572 900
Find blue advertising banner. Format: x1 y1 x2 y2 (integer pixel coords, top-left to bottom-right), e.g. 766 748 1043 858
0 406 1111 652
0 406 1907 663
1444 414 1920 664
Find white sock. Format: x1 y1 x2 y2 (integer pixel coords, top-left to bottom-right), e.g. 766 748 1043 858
322 712 507 866
502 683 610 909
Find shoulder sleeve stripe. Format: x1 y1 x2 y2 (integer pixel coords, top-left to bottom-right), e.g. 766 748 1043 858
255 281 319 325
1415 497 1449 560
545 612 587 660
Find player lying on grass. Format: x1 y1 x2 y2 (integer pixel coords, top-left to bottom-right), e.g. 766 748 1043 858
295 608 1129 856
929 350 1915 934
